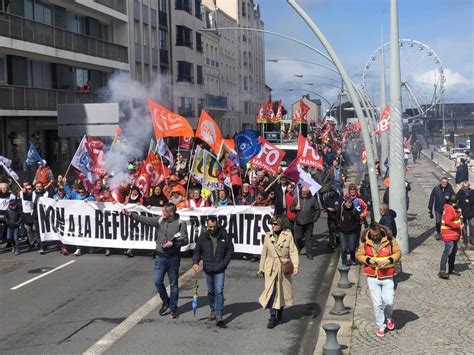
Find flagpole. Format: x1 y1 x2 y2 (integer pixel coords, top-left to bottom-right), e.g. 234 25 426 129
63 161 73 179
185 142 198 195
1 165 22 189
250 171 284 207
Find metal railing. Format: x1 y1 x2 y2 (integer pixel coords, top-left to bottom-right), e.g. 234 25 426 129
205 94 227 109
0 85 105 111
0 12 128 63
94 0 127 14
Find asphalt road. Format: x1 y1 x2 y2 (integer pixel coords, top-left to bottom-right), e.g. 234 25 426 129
0 216 338 355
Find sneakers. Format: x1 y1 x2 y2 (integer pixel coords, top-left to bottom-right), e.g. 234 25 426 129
74 248 81 256
386 318 395 331
375 327 385 337
159 304 169 316
60 247 69 255
435 234 441 240
124 250 134 257
14 250 19 256
39 249 46 255
216 316 226 328
267 316 279 329
208 312 216 321
438 271 449 279
170 310 179 319
105 249 111 257
449 270 461 276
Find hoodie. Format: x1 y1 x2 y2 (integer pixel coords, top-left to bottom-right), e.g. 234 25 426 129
379 209 398 237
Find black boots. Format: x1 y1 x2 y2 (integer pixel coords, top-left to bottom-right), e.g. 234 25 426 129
267 316 278 329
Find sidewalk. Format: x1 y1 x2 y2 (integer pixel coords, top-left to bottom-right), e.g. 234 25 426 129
348 158 474 354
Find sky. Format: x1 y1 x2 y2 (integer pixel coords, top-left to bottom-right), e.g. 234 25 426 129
258 0 474 112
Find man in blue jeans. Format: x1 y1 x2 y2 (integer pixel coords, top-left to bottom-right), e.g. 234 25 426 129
192 216 234 327
128 203 188 319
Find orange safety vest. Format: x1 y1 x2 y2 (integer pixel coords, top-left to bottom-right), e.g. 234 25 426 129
35 167 52 185
363 240 396 279
441 205 462 241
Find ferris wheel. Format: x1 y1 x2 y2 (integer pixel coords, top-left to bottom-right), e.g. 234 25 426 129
361 39 445 120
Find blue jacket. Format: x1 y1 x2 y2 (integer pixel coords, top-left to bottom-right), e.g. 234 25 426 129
63 184 95 201
192 227 234 274
428 184 454 213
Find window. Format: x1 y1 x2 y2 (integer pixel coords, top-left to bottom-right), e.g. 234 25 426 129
142 5 149 23
244 76 248 91
197 98 204 116
194 0 202 19
244 101 250 114
152 27 158 48
176 25 192 48
175 0 191 13
0 56 6 83
75 68 88 90
241 0 246 17
159 29 167 49
177 61 193 83
196 32 203 53
179 97 194 117
134 20 141 43
143 24 150 46
159 0 167 12
197 65 203 85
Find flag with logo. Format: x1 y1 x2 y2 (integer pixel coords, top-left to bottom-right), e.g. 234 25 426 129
235 130 261 167
195 110 224 155
191 146 226 190
157 138 174 165
292 100 311 124
219 140 241 186
256 102 266 124
25 143 42 166
179 136 193 150
0 158 19 181
135 151 170 198
266 101 275 121
297 135 324 170
274 100 283 122
250 137 286 176
71 136 97 185
85 136 106 178
148 99 194 138
375 104 391 135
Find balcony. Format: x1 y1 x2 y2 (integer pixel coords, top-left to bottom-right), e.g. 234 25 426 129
159 11 168 28
94 0 127 14
178 106 193 117
0 85 105 111
160 49 169 65
0 12 128 64
205 94 228 110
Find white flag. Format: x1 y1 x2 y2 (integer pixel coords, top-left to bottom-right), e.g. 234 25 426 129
157 138 174 165
296 165 321 195
0 161 19 180
0 155 12 168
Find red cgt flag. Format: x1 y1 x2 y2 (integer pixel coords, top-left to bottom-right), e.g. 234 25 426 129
148 99 194 138
195 110 224 155
250 137 286 176
179 136 193 150
135 151 171 197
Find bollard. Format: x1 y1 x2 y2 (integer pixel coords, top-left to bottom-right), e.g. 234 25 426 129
329 291 350 315
337 265 351 289
322 323 341 355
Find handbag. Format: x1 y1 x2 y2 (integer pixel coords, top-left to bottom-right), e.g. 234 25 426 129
274 243 294 275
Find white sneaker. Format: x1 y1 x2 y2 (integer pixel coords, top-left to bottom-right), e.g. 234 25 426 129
74 248 81 256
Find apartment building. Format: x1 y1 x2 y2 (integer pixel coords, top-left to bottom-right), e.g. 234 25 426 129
0 0 129 173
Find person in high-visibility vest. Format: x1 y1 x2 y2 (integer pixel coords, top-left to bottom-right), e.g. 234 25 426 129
438 194 463 280
357 222 401 338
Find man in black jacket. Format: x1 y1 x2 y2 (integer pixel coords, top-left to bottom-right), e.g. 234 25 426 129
428 177 455 240
455 159 469 189
456 181 474 246
192 216 234 327
291 186 321 260
323 186 343 249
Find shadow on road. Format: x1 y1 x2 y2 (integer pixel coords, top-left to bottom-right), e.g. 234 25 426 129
392 309 419 329
282 302 321 324
409 227 436 252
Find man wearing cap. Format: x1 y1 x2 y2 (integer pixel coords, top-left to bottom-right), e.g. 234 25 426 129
33 160 54 192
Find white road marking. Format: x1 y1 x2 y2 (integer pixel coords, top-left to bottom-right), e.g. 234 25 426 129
83 266 198 355
11 260 76 290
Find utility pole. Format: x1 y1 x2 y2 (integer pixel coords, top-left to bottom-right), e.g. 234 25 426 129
380 27 389 172
389 0 409 255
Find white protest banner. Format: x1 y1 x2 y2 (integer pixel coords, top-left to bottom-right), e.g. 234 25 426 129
38 198 273 254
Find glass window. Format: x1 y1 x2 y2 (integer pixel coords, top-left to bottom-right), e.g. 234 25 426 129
176 25 192 48
134 20 141 43
195 32 202 53
143 24 150 46
197 65 203 85
177 61 193 83
151 27 157 48
159 29 167 49
0 56 6 83
159 0 167 12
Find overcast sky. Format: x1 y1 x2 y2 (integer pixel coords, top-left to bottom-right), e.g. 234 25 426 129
258 0 473 112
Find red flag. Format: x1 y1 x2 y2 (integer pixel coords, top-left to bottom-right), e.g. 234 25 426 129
135 151 171 197
148 99 194 138
283 156 301 183
300 100 310 123
250 137 286 175
361 146 367 164
274 100 283 122
266 101 275 121
179 136 193 149
85 135 106 179
256 102 266 124
375 104 391 135
297 135 324 170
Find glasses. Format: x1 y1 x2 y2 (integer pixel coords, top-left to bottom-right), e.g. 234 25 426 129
271 222 279 226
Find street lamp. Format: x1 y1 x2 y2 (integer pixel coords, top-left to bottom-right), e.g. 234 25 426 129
293 74 340 83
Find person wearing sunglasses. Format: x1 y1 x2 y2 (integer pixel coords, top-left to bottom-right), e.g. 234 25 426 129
258 215 299 329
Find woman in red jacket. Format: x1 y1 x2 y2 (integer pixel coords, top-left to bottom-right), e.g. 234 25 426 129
285 183 296 234
439 195 463 279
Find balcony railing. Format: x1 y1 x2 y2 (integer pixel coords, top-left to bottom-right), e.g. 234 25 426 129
0 12 128 63
160 49 169 65
0 85 104 111
178 107 194 117
205 94 228 109
159 11 168 28
94 0 127 14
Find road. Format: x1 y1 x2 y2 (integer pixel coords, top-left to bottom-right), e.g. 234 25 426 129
0 215 338 355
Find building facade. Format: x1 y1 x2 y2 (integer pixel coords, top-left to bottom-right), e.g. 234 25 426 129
0 0 129 174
